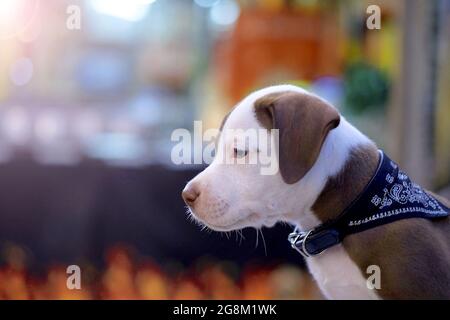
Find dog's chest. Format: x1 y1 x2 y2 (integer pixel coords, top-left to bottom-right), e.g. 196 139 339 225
305 244 380 299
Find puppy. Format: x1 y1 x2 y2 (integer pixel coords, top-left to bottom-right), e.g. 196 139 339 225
182 85 450 299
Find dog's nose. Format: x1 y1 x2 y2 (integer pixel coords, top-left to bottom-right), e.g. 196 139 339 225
182 184 200 207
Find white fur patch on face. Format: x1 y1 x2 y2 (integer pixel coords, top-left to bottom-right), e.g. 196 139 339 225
184 84 371 232
185 85 309 231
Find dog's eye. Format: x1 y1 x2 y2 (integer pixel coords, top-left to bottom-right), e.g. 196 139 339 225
233 148 248 158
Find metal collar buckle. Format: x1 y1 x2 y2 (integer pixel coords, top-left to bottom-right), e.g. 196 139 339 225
288 228 313 259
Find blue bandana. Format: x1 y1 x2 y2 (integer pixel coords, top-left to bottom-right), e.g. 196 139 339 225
288 151 449 258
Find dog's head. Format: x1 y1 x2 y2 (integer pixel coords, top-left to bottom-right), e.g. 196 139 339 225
182 85 341 231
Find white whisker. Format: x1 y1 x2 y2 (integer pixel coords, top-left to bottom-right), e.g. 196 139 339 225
260 228 267 256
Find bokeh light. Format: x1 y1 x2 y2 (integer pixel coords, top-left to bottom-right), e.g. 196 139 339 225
2 106 30 145
210 0 240 26
194 0 220 8
9 57 34 86
89 0 156 22
34 112 66 144
0 0 40 39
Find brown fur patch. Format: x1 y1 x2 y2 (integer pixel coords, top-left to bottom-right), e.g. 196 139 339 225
344 217 450 299
254 91 340 184
311 144 380 222
254 92 287 130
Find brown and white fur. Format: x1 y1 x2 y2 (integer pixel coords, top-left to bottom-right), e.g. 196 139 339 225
182 85 450 299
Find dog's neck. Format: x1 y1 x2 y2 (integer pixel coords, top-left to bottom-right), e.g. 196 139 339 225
285 117 379 231
311 143 379 223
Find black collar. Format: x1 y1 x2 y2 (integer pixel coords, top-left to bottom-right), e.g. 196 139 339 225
288 150 449 258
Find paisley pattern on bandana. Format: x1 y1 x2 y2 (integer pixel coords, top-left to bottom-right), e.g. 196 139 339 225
346 152 448 229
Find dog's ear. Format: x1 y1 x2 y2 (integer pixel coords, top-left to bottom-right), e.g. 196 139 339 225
254 91 340 184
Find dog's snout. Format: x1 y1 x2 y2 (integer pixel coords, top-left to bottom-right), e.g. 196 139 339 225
182 184 200 207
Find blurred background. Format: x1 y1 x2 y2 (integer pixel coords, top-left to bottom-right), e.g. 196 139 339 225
0 0 449 299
